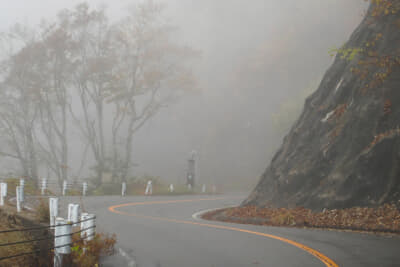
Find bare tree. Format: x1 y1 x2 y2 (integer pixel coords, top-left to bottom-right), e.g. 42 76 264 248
0 2 198 187
107 2 198 182
63 2 197 184
62 4 114 185
0 26 42 185
34 24 74 187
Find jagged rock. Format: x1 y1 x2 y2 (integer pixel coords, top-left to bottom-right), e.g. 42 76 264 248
244 3 400 209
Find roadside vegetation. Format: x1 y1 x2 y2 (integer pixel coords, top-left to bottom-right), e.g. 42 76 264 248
203 203 400 234
0 200 116 266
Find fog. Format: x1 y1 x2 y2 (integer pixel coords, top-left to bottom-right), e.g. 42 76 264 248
0 0 367 190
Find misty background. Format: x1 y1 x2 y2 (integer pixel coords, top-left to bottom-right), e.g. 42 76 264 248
0 0 367 190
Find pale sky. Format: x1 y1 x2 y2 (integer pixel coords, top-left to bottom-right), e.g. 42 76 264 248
0 0 368 187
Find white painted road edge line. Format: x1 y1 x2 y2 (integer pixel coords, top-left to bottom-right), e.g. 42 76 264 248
118 248 137 267
192 206 237 221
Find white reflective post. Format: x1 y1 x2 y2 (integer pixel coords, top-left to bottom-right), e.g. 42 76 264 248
121 182 126 196
86 214 95 241
1 183 7 197
73 204 80 226
54 217 72 267
188 184 192 191
62 180 67 196
49 197 59 227
169 184 174 193
80 213 95 241
0 183 6 206
82 182 88 196
202 184 206 193
145 180 152 195
67 204 80 226
41 178 47 195
19 179 24 203
20 185 24 203
80 212 89 239
16 186 21 212
55 218 72 254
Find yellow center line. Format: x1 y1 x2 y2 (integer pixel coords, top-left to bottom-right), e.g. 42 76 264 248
108 198 339 267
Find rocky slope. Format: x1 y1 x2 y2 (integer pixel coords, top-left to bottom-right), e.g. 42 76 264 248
244 2 400 210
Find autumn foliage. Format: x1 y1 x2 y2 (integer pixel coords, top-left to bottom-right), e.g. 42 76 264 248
203 204 400 233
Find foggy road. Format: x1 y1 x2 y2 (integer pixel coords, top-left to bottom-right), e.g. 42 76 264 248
59 195 400 267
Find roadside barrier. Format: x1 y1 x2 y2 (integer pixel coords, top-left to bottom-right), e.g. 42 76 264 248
0 198 96 266
0 178 215 199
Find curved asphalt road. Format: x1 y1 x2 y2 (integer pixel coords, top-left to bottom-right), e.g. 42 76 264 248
60 195 400 267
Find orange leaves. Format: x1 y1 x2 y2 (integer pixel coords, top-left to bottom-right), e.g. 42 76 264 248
206 204 400 233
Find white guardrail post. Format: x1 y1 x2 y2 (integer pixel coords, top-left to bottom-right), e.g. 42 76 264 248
62 180 67 196
15 185 21 212
86 214 95 241
80 212 89 239
0 183 7 206
68 204 80 226
82 182 88 196
121 182 126 197
49 197 59 228
41 178 47 196
80 213 95 241
145 180 152 195
202 184 206 193
169 184 174 193
54 217 72 267
19 179 24 203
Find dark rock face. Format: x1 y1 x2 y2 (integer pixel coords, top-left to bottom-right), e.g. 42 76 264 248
244 4 400 210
